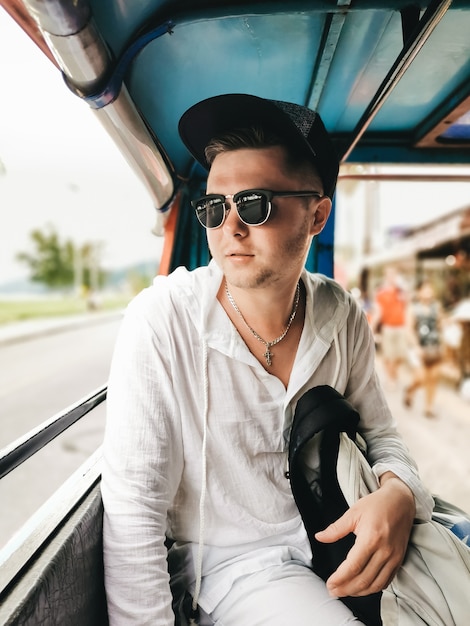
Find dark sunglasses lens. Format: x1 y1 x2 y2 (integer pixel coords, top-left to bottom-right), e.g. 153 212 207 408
236 192 269 225
195 196 225 228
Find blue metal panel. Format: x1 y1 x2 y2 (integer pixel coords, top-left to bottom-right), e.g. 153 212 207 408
127 13 326 173
80 1 470 174
319 10 404 131
90 0 166 55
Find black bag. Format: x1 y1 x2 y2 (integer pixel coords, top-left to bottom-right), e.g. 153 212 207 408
288 385 382 626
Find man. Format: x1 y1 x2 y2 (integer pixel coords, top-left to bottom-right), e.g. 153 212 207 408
372 266 409 389
102 94 433 625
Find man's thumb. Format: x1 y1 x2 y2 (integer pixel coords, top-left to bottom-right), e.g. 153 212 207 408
315 516 350 543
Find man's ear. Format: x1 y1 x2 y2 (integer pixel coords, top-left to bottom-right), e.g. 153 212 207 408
310 196 332 234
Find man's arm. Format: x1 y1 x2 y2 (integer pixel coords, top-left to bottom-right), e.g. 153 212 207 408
102 299 183 624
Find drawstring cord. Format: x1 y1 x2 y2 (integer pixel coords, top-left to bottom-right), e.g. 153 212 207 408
331 332 341 389
190 340 209 624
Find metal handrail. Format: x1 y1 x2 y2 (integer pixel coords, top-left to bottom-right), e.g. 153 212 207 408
0 384 107 480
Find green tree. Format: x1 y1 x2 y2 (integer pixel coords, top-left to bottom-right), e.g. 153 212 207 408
16 224 104 290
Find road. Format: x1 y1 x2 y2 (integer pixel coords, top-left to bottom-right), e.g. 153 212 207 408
1 317 470 548
376 358 470 515
0 314 122 545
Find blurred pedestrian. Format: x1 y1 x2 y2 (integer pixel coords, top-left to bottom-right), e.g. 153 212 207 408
404 281 443 417
372 266 409 389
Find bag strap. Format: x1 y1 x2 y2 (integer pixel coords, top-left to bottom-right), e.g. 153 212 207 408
288 385 382 626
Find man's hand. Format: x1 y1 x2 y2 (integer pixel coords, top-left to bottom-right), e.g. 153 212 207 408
314 472 415 598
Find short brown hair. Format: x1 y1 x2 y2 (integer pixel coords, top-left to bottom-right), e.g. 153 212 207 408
204 125 323 192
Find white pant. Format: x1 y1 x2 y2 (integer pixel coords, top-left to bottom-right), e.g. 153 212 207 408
205 561 364 626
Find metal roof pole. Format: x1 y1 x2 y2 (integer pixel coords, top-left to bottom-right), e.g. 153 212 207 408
16 0 175 213
307 0 352 111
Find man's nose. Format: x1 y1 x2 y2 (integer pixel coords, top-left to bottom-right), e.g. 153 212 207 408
222 198 247 233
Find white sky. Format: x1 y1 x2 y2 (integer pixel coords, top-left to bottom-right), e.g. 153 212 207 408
1 9 469 286
0 10 163 285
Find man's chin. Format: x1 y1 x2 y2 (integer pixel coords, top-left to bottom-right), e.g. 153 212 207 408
223 267 274 291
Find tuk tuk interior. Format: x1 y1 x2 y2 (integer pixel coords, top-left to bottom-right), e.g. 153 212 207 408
0 0 469 623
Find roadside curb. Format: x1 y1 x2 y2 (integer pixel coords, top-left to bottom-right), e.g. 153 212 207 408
0 310 124 347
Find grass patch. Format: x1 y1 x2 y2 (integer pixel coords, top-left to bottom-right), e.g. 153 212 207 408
0 295 131 325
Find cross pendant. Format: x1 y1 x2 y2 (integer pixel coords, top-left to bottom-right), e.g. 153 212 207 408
264 346 273 366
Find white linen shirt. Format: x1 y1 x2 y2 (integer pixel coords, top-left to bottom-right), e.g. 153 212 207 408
102 260 433 625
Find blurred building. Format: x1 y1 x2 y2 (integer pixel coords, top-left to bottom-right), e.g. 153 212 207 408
361 204 470 309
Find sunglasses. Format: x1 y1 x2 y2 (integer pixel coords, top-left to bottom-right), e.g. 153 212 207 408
192 188 323 229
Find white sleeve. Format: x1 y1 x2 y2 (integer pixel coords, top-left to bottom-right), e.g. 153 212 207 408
101 297 183 625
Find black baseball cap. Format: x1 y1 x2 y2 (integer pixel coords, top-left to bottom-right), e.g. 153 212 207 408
178 93 339 198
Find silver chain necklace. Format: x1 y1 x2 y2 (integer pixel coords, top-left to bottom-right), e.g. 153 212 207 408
225 281 301 366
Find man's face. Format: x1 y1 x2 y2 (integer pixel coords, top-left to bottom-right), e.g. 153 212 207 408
205 145 329 291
